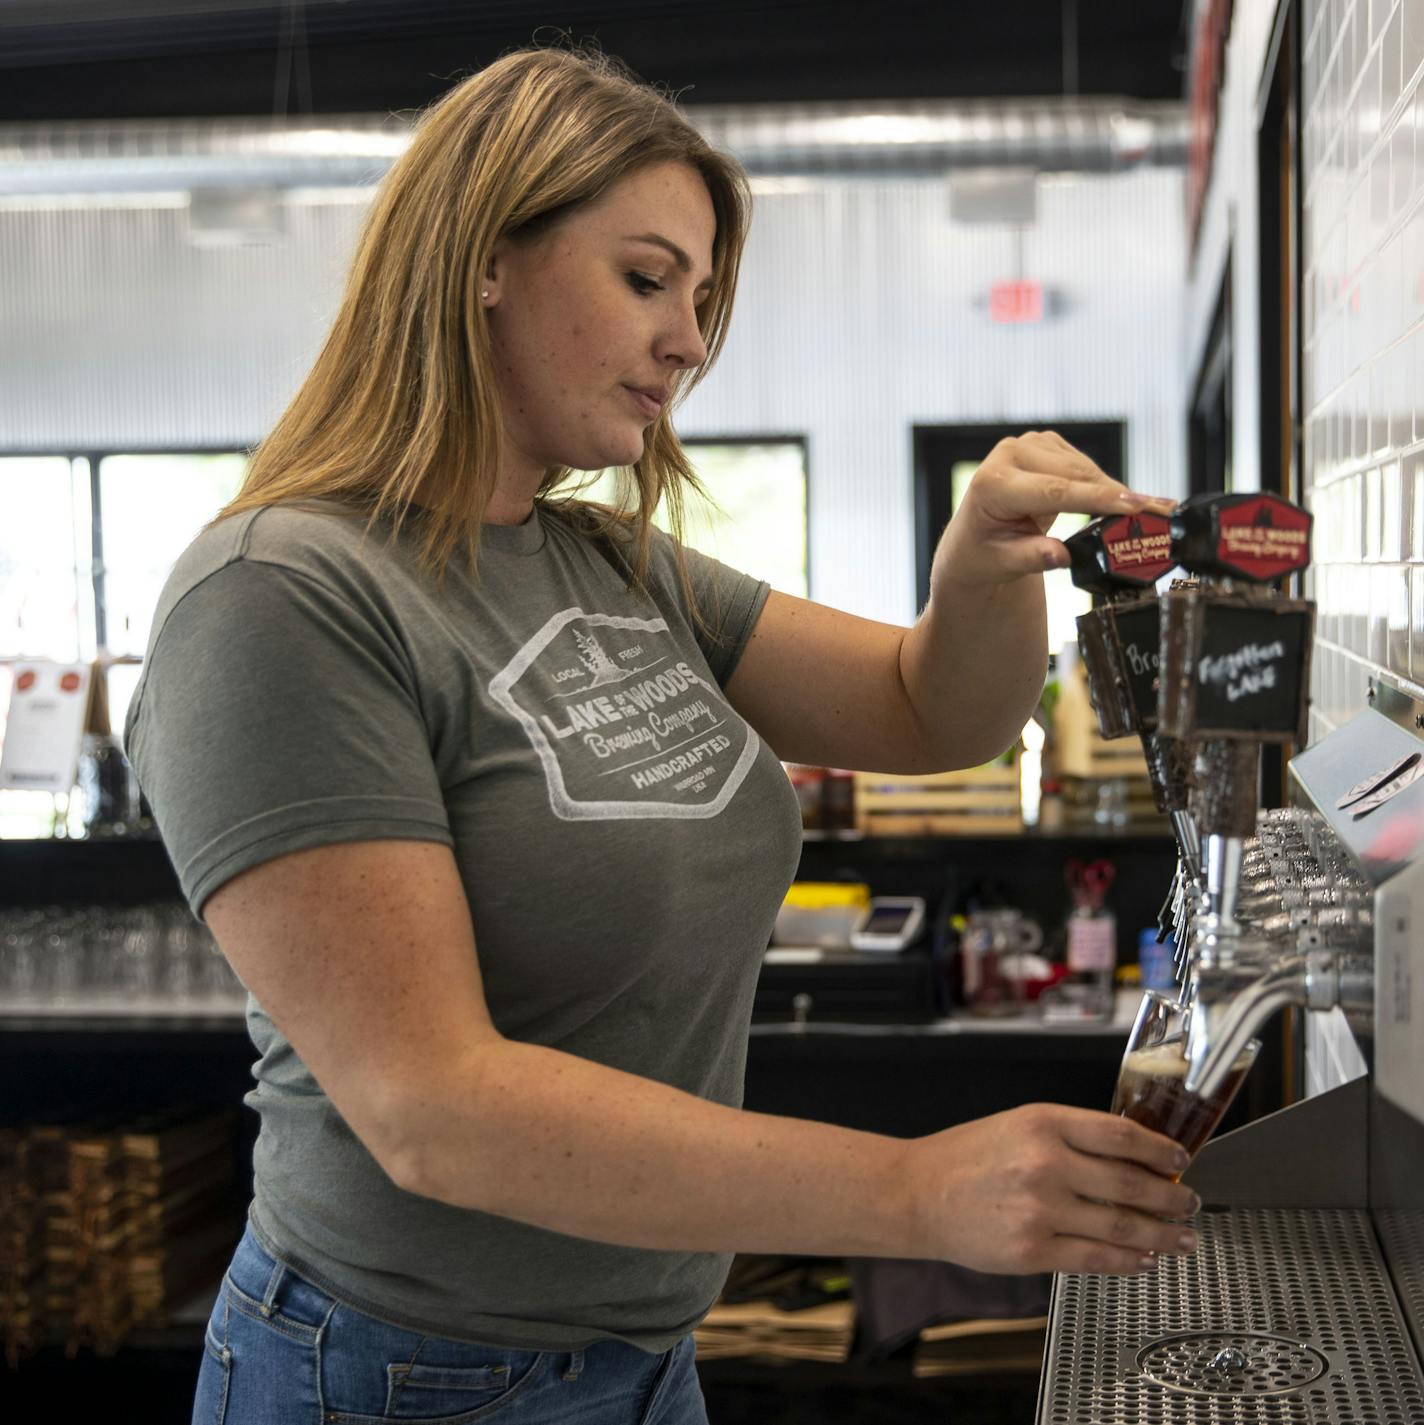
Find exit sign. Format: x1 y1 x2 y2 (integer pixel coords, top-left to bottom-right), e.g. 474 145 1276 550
989 281 1044 324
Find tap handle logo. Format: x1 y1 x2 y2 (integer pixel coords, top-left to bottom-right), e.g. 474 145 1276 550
1169 492 1311 582
1065 510 1177 594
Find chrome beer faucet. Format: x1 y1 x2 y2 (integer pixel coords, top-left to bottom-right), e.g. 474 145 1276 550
1184 922 1372 1098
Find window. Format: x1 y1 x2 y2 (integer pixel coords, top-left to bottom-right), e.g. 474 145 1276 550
97 453 248 735
576 439 809 597
0 451 247 836
98 454 248 658
0 457 94 836
0 456 92 665
2 440 807 836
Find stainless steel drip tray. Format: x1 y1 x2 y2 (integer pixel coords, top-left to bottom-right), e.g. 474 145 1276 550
1037 1206 1424 1424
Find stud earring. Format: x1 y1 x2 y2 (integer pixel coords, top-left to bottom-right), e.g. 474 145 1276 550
482 289 490 299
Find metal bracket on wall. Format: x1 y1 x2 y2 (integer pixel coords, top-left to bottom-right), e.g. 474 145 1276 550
1367 677 1424 743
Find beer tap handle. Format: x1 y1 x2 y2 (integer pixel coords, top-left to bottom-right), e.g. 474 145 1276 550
1196 740 1259 931
1162 494 1314 941
1155 870 1177 943
1168 491 1313 585
1064 511 1176 601
1063 512 1177 741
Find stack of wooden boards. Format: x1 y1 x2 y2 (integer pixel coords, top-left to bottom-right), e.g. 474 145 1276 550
1053 662 1166 828
695 1257 855 1363
0 1109 237 1363
853 753 1023 837
910 1314 1049 1377
694 1256 1048 1376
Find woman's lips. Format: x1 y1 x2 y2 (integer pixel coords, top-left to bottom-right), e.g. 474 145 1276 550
624 386 662 420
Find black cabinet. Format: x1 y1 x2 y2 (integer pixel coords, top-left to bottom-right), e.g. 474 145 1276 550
0 830 1279 1420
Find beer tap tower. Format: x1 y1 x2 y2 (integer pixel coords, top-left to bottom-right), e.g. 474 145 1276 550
1152 492 1363 1096
1037 492 1424 1424
1037 498 1424 1413
1064 513 1200 952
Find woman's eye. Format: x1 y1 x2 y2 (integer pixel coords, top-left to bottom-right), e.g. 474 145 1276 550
626 272 665 297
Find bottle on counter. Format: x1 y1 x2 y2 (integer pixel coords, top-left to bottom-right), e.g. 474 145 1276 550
1041 857 1118 1022
76 730 142 837
70 659 144 838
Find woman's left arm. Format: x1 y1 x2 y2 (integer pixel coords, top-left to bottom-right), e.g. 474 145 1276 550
724 432 1174 775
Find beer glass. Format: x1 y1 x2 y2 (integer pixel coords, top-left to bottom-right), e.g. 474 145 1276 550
1111 989 1260 1176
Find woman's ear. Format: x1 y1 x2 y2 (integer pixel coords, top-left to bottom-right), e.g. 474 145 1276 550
481 238 510 307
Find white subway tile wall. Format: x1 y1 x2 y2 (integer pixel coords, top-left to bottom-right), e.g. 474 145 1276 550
1303 0 1424 747
1301 0 1424 1093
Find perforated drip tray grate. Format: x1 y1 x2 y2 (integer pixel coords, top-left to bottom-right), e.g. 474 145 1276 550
1037 1207 1424 1424
1375 1207 1424 1363
1134 1332 1328 1397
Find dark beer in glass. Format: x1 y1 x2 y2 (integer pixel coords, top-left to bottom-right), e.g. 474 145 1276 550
1111 991 1260 1176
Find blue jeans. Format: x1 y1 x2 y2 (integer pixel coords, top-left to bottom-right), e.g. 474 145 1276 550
194 1225 710 1425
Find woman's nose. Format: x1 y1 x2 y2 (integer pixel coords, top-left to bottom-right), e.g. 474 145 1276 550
660 306 708 371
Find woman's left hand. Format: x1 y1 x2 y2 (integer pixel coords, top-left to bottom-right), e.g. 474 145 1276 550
930 430 1176 591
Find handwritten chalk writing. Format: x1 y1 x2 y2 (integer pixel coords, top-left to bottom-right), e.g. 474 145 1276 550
1198 640 1286 704
1125 641 1160 677
1197 641 1286 687
1225 666 1277 701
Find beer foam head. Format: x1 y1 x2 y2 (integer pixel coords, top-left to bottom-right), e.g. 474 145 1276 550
1121 1042 1256 1083
1121 1044 1190 1080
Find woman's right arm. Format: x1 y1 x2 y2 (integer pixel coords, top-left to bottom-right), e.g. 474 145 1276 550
204 836 1199 1276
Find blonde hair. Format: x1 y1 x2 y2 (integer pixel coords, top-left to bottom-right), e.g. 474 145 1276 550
214 43 752 607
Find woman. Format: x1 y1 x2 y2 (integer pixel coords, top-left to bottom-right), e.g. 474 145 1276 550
126 45 1196 1425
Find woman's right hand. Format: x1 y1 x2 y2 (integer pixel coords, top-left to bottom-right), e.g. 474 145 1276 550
902 1103 1200 1275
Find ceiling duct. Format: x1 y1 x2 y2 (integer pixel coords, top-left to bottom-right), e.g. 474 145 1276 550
0 98 1187 197
691 99 1187 177
0 115 409 195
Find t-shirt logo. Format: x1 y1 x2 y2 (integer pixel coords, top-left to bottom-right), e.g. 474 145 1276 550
488 607 760 820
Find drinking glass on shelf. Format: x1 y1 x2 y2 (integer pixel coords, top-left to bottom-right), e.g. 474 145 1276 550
0 908 45 999
1110 989 1260 1178
44 910 83 1001
117 904 163 999
0 901 246 1009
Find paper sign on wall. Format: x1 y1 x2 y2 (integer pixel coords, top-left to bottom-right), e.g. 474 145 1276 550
0 661 92 794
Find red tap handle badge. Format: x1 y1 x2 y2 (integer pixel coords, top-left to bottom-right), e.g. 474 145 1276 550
1065 512 1177 596
1169 492 1312 583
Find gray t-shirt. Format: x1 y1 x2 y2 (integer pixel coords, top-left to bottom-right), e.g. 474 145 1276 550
124 498 804 1352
